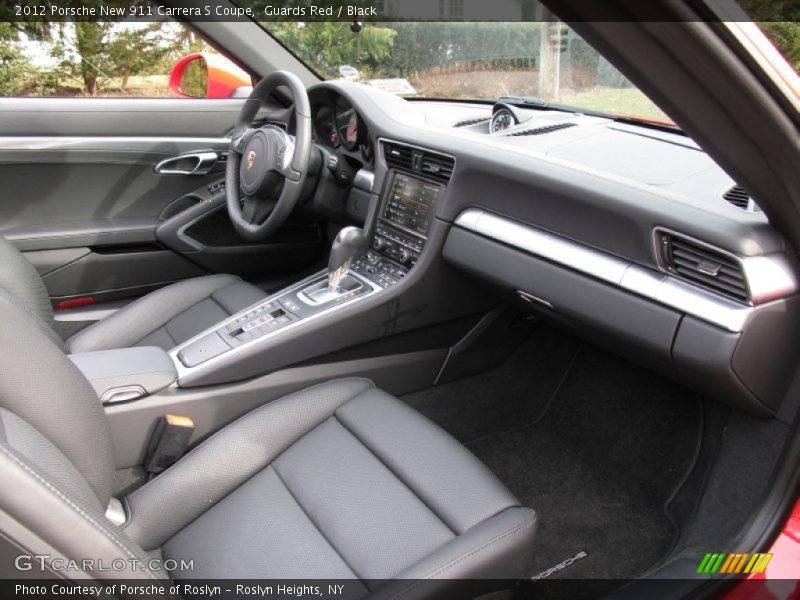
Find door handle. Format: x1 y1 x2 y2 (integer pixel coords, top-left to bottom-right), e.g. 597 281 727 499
154 151 226 176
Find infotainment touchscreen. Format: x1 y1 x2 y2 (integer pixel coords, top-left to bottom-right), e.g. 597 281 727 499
382 173 439 236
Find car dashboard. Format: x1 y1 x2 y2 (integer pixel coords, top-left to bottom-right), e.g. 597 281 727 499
300 80 800 418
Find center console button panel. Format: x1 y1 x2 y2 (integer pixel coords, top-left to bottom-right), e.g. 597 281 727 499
353 249 408 288
224 300 296 344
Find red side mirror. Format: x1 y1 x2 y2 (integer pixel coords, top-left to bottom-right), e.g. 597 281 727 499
169 53 252 99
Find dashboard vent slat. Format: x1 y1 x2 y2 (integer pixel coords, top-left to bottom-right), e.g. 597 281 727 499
658 232 749 303
507 122 576 136
723 185 761 213
383 143 414 171
420 155 454 184
454 117 490 128
382 141 455 185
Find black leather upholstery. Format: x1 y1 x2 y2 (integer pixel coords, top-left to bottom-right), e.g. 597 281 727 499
0 235 266 352
0 235 53 323
0 295 538 591
0 294 114 505
67 274 266 353
125 381 536 583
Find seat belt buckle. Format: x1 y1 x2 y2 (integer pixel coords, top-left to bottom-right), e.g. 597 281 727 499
144 414 195 475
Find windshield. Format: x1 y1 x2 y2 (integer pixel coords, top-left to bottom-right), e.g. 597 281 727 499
261 21 675 125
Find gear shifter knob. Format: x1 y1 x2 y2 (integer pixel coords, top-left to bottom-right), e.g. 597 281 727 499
328 226 365 291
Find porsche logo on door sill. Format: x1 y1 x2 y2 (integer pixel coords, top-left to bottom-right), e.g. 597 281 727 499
246 150 256 170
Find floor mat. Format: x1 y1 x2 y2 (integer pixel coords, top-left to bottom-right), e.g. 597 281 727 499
403 327 702 587
404 325 582 443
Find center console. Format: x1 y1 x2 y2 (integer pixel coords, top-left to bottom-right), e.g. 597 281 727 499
171 163 443 377
352 171 441 288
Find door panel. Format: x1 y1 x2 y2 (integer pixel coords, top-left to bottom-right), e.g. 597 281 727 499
0 97 322 306
42 247 205 305
0 138 229 232
0 98 251 136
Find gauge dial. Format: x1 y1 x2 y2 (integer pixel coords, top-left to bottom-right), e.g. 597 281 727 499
490 108 516 134
335 95 360 151
313 105 339 148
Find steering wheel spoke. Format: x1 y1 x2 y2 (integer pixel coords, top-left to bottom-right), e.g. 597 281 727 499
241 196 278 225
272 133 300 181
240 195 258 223
230 128 257 154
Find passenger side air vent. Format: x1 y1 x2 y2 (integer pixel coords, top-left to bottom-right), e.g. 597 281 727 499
723 185 761 213
382 141 455 185
454 117 490 128
656 231 749 303
507 122 576 136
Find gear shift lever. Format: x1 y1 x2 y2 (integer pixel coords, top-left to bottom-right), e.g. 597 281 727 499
328 226 366 292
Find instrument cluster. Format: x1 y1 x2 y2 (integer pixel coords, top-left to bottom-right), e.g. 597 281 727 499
311 91 372 164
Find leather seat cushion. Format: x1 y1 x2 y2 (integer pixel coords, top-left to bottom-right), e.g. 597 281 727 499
67 274 266 353
121 379 537 584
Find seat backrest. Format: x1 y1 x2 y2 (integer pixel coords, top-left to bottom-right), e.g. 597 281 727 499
0 236 53 324
0 294 166 580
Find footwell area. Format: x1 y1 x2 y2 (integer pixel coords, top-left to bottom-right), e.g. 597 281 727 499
403 326 701 584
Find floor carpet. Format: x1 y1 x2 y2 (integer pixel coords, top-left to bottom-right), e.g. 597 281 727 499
402 326 702 593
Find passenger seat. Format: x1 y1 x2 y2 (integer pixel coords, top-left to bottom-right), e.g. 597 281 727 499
0 293 537 595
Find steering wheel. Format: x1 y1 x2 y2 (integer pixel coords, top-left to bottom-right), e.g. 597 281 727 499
226 70 312 241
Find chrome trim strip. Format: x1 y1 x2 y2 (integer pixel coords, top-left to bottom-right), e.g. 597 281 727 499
457 209 629 286
0 136 230 151
105 498 127 527
100 385 147 406
652 226 798 305
154 151 221 175
741 255 799 304
353 169 375 192
454 208 759 332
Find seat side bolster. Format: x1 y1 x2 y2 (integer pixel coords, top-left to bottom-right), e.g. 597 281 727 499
122 377 375 550
66 274 243 353
0 444 168 582
0 236 53 324
369 507 538 600
0 289 65 352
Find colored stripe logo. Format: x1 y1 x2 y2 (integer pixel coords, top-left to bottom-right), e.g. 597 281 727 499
697 552 773 574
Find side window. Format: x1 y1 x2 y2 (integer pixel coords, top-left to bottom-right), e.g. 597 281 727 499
0 19 251 98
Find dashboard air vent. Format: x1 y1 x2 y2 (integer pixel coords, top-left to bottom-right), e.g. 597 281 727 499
507 122 576 136
383 143 414 171
657 231 749 303
454 117 490 128
382 141 455 185
419 153 455 184
723 185 761 213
